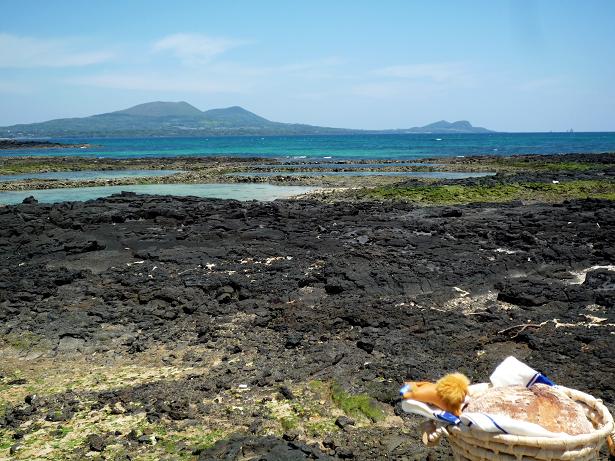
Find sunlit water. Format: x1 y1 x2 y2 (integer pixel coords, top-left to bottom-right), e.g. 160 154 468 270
2 132 614 160
2 132 610 203
0 183 316 205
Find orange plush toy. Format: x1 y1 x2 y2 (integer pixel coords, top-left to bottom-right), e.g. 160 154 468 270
401 373 470 416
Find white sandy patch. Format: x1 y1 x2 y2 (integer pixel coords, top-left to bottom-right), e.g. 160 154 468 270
568 265 615 284
494 248 519 255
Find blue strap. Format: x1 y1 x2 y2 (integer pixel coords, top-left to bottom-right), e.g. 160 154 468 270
527 372 555 387
435 411 461 425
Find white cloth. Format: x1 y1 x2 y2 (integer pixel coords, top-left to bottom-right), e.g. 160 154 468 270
401 399 461 425
401 357 564 438
489 356 555 388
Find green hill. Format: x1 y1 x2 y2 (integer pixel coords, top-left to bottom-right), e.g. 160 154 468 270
113 101 204 117
0 101 493 137
0 102 354 137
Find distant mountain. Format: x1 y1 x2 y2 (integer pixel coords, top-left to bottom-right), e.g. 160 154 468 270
113 101 203 117
0 102 354 137
398 120 492 134
0 101 494 137
201 106 273 127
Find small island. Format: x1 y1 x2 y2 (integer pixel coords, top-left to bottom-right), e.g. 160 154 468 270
0 139 91 150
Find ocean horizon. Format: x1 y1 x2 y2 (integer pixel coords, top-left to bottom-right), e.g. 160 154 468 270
2 132 615 160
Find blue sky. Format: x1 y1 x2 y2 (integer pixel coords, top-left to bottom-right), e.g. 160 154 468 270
1 0 614 131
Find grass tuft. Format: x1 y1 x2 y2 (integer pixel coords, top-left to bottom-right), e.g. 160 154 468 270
331 383 385 422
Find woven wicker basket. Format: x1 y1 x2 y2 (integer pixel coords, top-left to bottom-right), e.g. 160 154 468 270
446 386 615 461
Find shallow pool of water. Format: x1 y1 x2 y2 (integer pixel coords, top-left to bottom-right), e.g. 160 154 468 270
0 169 182 182
0 183 317 205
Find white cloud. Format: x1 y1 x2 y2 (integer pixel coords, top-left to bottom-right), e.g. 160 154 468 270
353 62 476 98
152 33 245 64
373 62 471 84
69 73 246 93
202 57 345 81
69 56 345 94
0 33 113 68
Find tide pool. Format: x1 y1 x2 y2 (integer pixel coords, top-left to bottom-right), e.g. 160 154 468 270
0 183 316 205
0 169 181 182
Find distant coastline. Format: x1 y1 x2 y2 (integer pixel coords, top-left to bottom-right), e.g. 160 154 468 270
0 101 493 138
0 139 91 150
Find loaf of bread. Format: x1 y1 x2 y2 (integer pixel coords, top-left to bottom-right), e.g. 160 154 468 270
465 384 593 435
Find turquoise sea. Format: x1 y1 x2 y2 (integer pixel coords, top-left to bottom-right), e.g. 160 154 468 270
2 132 615 160
2 132 613 204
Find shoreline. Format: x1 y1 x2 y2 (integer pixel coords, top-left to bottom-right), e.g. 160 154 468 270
0 152 613 207
0 151 614 459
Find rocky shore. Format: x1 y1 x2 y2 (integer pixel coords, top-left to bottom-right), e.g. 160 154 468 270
1 182 614 459
1 152 614 195
0 140 91 150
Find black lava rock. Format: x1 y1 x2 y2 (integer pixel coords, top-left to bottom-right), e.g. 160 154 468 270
86 434 107 452
22 196 38 205
279 386 295 400
335 416 356 430
284 333 302 349
356 340 374 354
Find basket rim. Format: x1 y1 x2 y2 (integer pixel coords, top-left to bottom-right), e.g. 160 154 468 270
448 384 614 447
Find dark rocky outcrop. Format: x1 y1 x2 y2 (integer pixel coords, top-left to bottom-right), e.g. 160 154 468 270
0 194 614 459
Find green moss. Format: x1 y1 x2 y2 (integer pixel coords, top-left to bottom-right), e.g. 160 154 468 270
280 415 299 431
145 427 227 458
308 380 326 392
64 435 87 450
0 160 101 174
358 180 615 204
305 419 338 437
0 430 13 450
191 430 226 451
1 332 46 351
491 159 613 172
331 383 385 422
55 427 73 439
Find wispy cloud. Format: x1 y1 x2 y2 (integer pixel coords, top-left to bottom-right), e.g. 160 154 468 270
0 33 113 68
201 57 346 81
69 72 246 93
70 54 345 94
353 62 476 98
152 33 246 65
373 62 472 84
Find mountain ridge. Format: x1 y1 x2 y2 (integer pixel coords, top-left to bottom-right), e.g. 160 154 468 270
0 101 494 137
404 119 491 134
111 101 203 117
